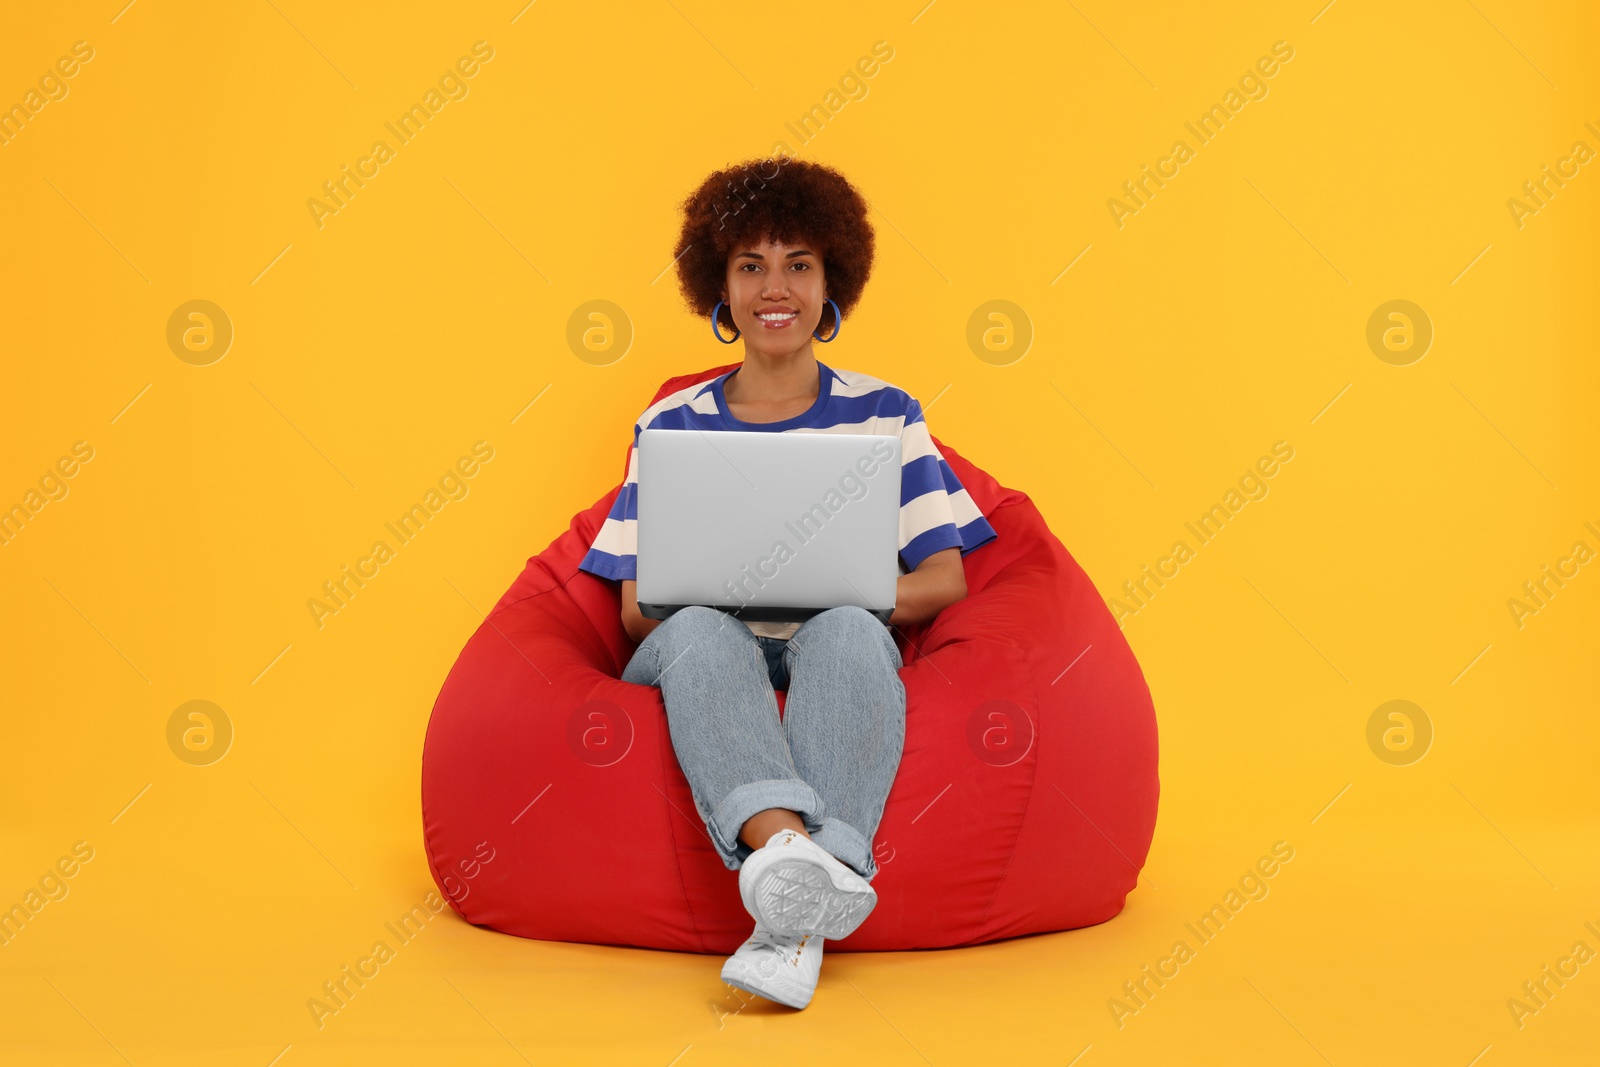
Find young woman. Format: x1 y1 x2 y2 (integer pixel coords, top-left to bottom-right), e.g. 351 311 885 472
578 158 996 1009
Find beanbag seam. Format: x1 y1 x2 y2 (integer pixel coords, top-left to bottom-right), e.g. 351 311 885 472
485 586 561 626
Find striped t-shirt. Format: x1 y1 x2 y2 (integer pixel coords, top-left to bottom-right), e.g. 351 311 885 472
579 359 997 640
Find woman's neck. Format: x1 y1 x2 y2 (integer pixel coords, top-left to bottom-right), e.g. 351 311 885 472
727 348 819 403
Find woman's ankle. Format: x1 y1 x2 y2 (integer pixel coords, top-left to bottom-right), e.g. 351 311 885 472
738 808 810 850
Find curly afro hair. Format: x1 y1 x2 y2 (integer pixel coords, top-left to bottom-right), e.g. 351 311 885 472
673 156 875 338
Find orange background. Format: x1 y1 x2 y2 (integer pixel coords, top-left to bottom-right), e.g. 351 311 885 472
2 1 1596 1063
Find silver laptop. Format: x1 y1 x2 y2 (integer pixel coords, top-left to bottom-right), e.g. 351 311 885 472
635 428 902 623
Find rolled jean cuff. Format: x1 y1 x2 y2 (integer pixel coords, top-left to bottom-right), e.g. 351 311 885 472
809 817 878 881
709 779 825 869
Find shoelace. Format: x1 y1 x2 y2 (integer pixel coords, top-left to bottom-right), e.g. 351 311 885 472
747 928 812 970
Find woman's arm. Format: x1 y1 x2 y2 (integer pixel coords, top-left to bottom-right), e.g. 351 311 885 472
620 579 663 644
888 546 967 628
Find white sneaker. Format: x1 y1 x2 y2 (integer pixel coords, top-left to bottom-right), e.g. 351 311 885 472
738 828 877 940
721 923 825 1009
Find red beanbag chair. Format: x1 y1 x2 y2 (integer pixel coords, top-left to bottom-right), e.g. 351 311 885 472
421 363 1159 953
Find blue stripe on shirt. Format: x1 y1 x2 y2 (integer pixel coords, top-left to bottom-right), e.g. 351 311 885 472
580 544 635 582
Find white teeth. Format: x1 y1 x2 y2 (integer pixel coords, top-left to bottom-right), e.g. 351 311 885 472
759 312 796 321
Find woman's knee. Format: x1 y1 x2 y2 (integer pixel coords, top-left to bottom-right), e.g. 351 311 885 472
648 606 757 662
668 605 749 639
798 606 901 666
623 607 735 685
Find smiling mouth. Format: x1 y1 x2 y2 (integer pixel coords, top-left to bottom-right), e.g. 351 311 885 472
757 311 797 328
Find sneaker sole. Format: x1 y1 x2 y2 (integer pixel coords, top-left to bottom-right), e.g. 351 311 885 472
750 859 877 940
721 971 813 1010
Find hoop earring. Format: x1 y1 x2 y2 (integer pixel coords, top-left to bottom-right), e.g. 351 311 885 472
813 298 843 343
710 300 740 344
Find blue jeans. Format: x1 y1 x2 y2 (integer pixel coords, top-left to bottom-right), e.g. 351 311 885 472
621 605 906 879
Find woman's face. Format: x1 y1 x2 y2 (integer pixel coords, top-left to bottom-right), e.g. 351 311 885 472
719 236 828 358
